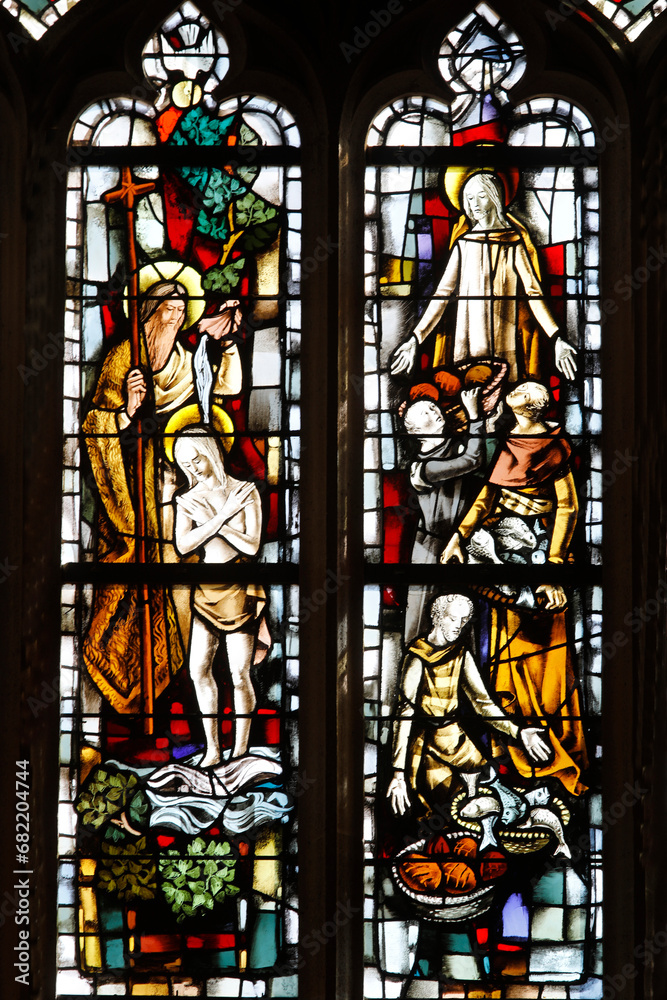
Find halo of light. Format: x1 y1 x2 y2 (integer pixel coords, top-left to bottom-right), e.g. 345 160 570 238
163 404 235 464
124 261 205 330
443 160 520 212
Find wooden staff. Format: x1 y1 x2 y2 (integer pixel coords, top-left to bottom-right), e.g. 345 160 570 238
103 168 157 736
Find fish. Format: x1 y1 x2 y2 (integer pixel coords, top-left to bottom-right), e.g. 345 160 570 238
487 778 527 825
479 815 499 852
525 786 551 807
467 529 502 564
517 806 571 858
495 516 537 552
461 771 482 799
460 795 501 851
460 794 502 821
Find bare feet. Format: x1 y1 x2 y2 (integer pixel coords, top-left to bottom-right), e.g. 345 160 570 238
199 752 222 769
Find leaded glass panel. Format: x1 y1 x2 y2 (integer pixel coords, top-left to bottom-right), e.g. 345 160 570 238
363 6 603 996
58 6 301 995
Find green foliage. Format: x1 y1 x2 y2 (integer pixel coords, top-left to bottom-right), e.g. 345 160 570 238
98 837 157 903
75 767 149 834
234 192 281 253
202 258 247 294
159 837 239 923
172 109 236 147
170 106 280 259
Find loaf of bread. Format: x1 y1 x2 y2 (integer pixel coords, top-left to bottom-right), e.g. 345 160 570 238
452 836 478 859
479 851 508 881
398 854 442 893
440 860 477 894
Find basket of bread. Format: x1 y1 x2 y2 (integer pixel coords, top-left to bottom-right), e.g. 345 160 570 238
392 831 507 922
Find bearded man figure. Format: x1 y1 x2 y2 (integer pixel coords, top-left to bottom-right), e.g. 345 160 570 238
82 271 243 715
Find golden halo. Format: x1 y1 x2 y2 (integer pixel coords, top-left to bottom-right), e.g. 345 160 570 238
163 404 235 464
443 162 520 212
124 261 206 330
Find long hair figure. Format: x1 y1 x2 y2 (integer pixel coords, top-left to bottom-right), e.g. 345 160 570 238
173 428 267 767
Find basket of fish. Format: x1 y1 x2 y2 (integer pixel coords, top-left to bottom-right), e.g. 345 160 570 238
450 786 571 857
391 831 507 922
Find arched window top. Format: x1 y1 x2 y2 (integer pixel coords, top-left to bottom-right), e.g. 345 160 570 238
509 99 597 149
0 0 82 40
587 0 666 41
366 5 596 156
141 1 230 104
70 93 300 148
367 98 451 149
438 3 526 123
1 0 665 44
68 4 300 150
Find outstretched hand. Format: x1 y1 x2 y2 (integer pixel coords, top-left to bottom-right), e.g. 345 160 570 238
520 727 552 763
390 336 418 376
440 533 465 564
387 773 411 816
536 583 567 611
555 337 577 381
461 386 482 420
199 300 242 343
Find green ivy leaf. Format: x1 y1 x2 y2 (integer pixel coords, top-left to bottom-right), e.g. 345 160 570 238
239 218 281 255
202 259 246 295
209 876 224 898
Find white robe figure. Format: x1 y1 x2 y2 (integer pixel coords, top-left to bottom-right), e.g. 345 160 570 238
413 229 559 382
391 172 577 383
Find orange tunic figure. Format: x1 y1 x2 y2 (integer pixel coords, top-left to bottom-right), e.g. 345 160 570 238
487 599 588 796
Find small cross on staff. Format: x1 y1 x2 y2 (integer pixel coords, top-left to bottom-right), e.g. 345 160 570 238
104 167 157 735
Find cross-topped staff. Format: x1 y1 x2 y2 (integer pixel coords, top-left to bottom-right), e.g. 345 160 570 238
104 167 157 735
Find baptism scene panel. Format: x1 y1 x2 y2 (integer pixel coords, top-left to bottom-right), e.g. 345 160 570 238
58 5 301 994
58 581 300 997
363 6 603 996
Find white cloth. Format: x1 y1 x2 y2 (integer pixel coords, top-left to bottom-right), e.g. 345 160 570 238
414 230 559 381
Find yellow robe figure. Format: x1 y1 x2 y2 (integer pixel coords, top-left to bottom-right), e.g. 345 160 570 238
485 597 589 796
82 337 242 713
456 425 588 795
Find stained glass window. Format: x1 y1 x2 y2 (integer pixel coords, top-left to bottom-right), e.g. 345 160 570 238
1 0 82 39
4 0 665 43
586 0 666 40
363 4 603 996
2 0 667 41
58 4 301 995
